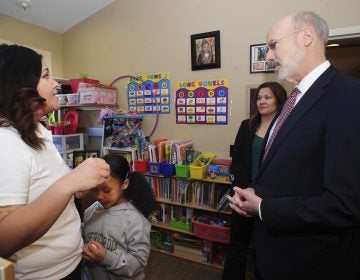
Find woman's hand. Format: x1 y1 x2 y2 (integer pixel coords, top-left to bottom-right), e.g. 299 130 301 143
56 158 110 195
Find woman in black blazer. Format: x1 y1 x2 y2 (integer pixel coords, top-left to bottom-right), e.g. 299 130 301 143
222 82 287 280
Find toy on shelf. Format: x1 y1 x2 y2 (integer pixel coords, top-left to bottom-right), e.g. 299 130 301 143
103 114 144 148
46 110 79 135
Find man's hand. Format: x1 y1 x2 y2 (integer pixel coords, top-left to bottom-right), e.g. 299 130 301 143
227 187 262 217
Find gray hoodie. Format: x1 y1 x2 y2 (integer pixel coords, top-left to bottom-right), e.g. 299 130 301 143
82 201 151 280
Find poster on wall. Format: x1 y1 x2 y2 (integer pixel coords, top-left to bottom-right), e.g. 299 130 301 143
127 72 170 114
175 79 228 125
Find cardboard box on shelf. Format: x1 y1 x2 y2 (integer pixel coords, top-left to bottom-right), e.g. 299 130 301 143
207 164 231 181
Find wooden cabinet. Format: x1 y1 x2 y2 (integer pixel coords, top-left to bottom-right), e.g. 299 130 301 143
144 173 231 269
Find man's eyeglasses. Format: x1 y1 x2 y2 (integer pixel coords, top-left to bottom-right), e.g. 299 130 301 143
267 29 304 51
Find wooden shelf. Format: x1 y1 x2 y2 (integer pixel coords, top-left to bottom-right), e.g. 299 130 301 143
156 198 231 215
147 173 231 269
60 103 117 110
143 172 232 185
151 221 194 235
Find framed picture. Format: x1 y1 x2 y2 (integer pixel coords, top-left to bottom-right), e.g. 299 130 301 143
191 30 221 71
73 150 99 168
249 43 274 73
246 84 259 117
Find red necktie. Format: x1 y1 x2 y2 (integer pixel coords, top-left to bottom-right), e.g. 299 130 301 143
263 87 301 161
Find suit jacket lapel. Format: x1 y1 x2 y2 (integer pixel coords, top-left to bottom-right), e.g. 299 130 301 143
258 66 338 175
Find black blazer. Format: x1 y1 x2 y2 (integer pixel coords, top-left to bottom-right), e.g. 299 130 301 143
254 66 360 279
231 119 254 187
222 119 255 280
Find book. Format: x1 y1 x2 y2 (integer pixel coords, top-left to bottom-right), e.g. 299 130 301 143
175 140 193 165
157 140 168 163
216 188 231 212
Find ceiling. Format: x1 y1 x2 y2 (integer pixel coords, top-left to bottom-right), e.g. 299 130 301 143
0 0 114 33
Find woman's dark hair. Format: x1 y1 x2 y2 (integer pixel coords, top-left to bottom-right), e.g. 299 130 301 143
249 81 287 133
103 153 158 218
0 44 46 149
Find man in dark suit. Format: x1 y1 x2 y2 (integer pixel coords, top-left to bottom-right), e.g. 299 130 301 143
227 11 360 280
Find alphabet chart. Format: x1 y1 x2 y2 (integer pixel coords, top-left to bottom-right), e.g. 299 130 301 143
127 72 170 114
175 79 228 125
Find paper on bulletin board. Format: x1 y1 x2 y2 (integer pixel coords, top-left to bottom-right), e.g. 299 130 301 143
175 79 228 125
127 72 170 114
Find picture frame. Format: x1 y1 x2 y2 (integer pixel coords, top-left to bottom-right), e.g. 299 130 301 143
73 150 99 168
191 30 221 71
249 43 274 73
246 84 259 117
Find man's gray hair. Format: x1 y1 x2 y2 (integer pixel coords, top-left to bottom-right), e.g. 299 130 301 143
293 11 329 46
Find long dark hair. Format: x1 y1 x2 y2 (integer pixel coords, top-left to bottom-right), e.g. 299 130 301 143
0 44 46 149
103 154 158 218
249 81 287 133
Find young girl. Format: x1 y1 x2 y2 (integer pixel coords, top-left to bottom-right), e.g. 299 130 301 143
197 38 214 65
82 154 158 280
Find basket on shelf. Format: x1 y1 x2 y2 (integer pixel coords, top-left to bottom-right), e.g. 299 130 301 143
189 152 216 179
175 164 190 178
192 217 230 244
134 160 149 173
170 219 192 233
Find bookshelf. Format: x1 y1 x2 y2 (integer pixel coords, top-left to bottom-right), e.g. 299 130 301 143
145 173 231 270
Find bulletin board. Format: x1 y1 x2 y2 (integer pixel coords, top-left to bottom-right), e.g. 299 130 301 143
175 79 229 125
127 72 170 114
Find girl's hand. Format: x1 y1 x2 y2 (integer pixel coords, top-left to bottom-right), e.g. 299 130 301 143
82 240 107 263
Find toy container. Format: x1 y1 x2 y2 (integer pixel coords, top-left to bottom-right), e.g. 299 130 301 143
65 93 79 105
192 217 230 244
189 152 216 179
134 160 149 173
69 78 99 93
170 219 191 233
149 162 161 174
79 85 116 104
175 164 190 178
160 163 175 176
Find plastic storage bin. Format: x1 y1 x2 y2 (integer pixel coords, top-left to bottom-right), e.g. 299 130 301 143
175 164 190 178
149 162 161 174
161 163 175 176
192 217 230 244
189 152 216 179
170 219 191 233
134 160 149 173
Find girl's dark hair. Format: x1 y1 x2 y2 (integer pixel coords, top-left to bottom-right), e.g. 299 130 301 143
249 81 287 133
103 153 158 217
0 44 46 149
